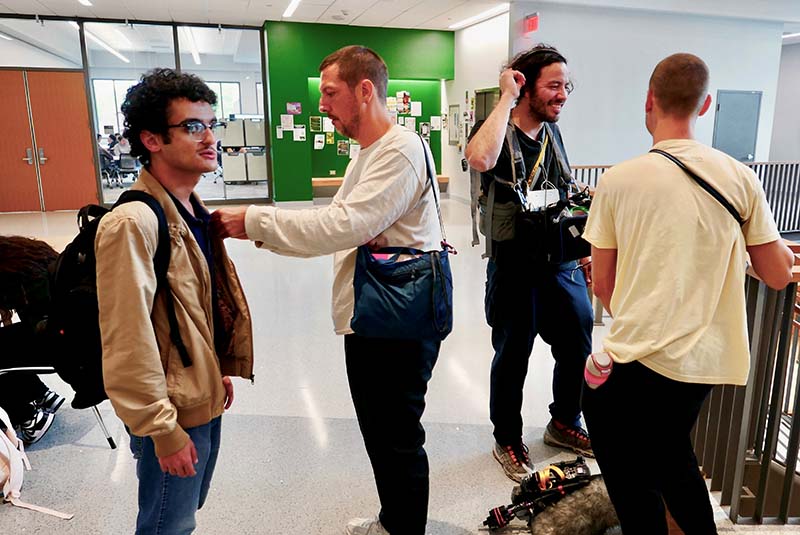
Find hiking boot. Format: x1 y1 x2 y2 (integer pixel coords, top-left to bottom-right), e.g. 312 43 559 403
543 419 594 458
345 517 390 535
36 390 66 414
18 409 55 444
493 441 534 482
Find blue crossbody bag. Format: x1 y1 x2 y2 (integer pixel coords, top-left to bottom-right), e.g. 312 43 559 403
350 135 454 341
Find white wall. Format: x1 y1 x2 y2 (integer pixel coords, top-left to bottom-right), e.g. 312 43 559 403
442 12 509 202
769 43 800 161
509 2 784 164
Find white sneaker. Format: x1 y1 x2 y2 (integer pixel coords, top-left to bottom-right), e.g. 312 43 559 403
345 517 390 535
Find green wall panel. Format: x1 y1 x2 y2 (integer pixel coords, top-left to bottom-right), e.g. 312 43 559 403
265 21 454 201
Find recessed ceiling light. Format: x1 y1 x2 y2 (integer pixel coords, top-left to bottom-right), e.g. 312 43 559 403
449 3 509 30
283 0 302 18
78 0 93 6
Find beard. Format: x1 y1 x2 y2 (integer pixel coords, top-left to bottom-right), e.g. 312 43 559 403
528 93 565 123
332 109 360 139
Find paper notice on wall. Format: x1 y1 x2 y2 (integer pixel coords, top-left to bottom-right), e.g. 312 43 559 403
323 117 335 132
325 132 334 144
405 117 416 132
276 126 284 139
386 96 397 112
410 101 422 117
309 116 322 132
293 125 306 141
337 140 349 155
397 116 405 126
349 143 360 160
430 116 441 131
280 114 294 130
314 134 325 150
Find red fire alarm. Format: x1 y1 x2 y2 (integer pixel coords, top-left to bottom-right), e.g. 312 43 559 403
524 12 539 34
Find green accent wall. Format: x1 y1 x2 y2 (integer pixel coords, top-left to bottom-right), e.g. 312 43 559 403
265 21 454 201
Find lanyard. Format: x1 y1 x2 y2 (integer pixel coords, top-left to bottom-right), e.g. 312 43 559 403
526 132 549 188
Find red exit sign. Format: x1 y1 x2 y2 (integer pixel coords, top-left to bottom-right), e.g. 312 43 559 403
525 13 539 34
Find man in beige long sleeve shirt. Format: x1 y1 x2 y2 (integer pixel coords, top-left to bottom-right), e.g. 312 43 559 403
214 46 443 535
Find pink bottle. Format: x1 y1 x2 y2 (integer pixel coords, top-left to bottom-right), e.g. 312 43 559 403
584 352 613 389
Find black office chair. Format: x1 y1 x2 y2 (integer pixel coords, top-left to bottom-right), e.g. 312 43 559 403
117 154 138 185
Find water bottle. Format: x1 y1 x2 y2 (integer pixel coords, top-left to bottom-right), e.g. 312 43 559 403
584 351 613 389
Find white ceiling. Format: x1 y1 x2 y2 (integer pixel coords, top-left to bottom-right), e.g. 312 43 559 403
0 0 506 30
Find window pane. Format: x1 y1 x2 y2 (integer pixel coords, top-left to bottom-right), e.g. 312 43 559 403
178 26 267 201
86 21 176 204
0 18 82 68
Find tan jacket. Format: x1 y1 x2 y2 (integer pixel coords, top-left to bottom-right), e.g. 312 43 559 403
96 170 253 457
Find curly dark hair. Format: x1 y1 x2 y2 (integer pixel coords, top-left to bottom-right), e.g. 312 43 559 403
121 68 217 166
505 44 568 101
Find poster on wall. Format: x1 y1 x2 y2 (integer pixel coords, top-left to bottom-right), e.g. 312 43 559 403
309 116 322 132
420 122 430 136
410 101 422 117
349 143 360 159
430 116 441 131
280 114 294 130
337 140 349 155
405 118 416 132
293 125 306 141
313 134 325 150
396 91 410 114
386 96 397 111
286 102 302 114
326 132 334 144
323 117 335 132
276 126 284 139
448 105 460 146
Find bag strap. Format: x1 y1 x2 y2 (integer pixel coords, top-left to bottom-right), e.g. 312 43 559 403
649 149 743 226
114 191 192 367
544 123 576 194
417 134 450 249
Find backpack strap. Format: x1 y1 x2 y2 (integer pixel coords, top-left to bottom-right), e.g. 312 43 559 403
543 123 575 195
114 191 192 367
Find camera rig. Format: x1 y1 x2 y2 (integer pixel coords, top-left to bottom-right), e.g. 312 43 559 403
483 457 593 530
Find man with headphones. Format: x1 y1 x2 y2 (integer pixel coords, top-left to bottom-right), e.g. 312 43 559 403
466 44 594 482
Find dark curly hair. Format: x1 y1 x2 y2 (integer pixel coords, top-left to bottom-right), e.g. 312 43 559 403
121 68 217 166
505 44 568 101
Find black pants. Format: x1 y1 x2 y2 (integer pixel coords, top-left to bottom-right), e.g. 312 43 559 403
0 322 52 426
485 252 593 445
583 360 717 535
345 334 440 535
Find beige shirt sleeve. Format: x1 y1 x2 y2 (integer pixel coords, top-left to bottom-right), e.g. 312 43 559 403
742 171 781 246
95 205 189 458
583 174 617 249
244 148 423 256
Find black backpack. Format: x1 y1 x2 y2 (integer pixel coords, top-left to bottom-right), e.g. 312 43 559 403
48 190 190 410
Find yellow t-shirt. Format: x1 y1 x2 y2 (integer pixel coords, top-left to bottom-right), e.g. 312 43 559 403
583 139 780 385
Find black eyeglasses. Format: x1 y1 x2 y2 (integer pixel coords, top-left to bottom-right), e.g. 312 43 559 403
166 120 226 140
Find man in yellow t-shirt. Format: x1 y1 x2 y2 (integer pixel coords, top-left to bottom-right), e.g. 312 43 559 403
582 53 795 534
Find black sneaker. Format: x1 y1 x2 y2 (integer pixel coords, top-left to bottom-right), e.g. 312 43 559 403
36 390 65 414
19 409 55 444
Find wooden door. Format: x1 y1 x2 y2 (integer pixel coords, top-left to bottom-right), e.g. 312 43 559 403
0 70 41 212
26 71 98 211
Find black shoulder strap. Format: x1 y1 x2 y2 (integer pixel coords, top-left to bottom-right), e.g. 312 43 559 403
649 149 743 226
114 190 192 367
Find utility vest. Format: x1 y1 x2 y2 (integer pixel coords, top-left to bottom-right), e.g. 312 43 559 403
470 122 576 259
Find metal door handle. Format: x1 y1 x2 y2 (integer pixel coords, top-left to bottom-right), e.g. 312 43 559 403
37 147 48 164
22 148 33 164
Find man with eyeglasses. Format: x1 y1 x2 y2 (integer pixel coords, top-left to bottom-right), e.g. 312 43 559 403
465 44 594 483
94 68 253 534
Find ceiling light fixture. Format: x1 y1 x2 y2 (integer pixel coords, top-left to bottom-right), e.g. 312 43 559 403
449 3 509 30
78 0 93 6
782 32 800 39
183 27 201 65
0 31 13 41
69 21 130 63
283 0 302 18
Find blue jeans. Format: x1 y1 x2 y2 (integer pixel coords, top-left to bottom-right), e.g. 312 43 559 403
345 334 440 535
485 251 593 445
128 417 222 535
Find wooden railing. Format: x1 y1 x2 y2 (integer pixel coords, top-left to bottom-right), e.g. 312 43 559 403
571 161 800 233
